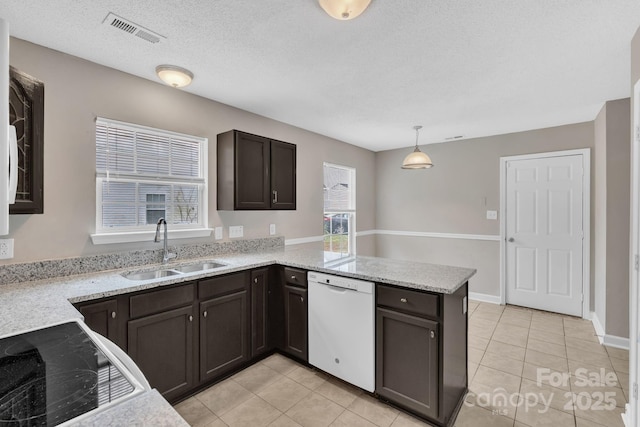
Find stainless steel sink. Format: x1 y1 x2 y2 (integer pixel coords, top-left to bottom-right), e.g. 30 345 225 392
177 262 227 273
123 269 183 281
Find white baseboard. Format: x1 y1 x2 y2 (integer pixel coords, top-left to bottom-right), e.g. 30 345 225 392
602 335 630 350
469 292 502 305
590 311 630 349
591 311 605 344
622 404 630 427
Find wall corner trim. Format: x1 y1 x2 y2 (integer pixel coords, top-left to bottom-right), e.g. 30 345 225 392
284 235 324 245
469 292 502 305
375 230 500 241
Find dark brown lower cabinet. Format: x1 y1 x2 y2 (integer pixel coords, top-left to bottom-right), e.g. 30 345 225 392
283 284 308 361
376 307 439 420
251 268 269 357
128 305 195 401
376 283 468 427
199 288 249 383
77 298 118 342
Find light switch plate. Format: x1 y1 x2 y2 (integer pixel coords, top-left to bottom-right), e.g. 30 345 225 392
229 226 243 238
214 227 223 240
0 239 14 259
269 224 276 235
486 210 498 220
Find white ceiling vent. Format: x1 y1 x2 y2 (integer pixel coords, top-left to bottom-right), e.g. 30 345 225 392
102 12 165 44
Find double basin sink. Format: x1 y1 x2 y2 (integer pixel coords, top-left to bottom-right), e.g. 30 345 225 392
123 261 227 281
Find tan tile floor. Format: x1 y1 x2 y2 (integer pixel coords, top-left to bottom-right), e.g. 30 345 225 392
174 301 630 427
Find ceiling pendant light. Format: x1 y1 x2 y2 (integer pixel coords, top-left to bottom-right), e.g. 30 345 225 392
319 0 372 20
155 65 194 88
401 126 434 169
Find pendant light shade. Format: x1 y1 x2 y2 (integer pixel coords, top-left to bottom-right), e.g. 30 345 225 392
319 0 372 20
156 65 194 88
401 126 433 169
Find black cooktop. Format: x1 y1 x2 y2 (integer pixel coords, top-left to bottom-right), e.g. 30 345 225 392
0 322 135 426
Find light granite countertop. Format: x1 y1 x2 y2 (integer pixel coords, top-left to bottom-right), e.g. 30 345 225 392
0 246 475 426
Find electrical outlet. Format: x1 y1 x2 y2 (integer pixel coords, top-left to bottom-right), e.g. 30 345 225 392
486 210 498 220
229 226 243 238
0 239 14 259
269 224 276 235
214 227 223 240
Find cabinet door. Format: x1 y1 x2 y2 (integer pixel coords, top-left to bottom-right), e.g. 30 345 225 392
283 284 308 361
78 299 118 342
200 290 249 382
235 132 270 209
9 67 44 215
376 307 439 420
251 268 269 357
128 305 195 401
270 140 296 210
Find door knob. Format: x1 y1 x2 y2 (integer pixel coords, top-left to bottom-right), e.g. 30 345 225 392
508 237 515 242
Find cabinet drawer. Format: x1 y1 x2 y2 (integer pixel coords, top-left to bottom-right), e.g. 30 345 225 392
283 267 307 288
130 283 195 319
199 271 248 300
377 285 439 318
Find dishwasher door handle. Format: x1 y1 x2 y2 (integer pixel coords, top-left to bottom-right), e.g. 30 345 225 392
326 284 351 293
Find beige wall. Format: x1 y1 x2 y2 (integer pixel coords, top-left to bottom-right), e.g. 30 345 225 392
604 99 631 338
375 122 595 298
4 38 376 264
594 99 631 338
594 104 607 327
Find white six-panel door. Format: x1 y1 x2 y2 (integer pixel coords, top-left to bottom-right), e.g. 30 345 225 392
505 154 585 316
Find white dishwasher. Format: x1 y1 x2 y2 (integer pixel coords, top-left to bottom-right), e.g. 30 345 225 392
308 271 375 392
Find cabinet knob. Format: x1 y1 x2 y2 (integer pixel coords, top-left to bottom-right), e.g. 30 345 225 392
254 278 258 283
111 311 116 319
508 237 515 242
203 311 208 318
430 330 435 339
291 275 296 280
400 298 408 303
300 296 304 303
273 190 278 204
189 315 193 322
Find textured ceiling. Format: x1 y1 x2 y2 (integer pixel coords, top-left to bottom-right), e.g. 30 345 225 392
2 1 640 151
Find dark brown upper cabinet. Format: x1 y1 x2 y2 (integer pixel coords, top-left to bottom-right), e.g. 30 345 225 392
9 67 44 215
217 130 296 210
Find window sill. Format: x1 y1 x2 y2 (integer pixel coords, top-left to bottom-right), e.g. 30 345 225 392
91 228 213 245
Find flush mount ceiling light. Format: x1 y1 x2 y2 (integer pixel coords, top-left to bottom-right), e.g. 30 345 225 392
319 0 372 20
401 125 434 169
155 65 193 88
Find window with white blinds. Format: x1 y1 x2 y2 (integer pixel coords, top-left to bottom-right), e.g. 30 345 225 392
94 118 208 239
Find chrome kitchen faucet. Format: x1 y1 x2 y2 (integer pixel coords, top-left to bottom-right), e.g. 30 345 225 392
154 218 177 264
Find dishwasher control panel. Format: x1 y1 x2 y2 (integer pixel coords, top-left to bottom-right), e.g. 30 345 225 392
308 272 373 293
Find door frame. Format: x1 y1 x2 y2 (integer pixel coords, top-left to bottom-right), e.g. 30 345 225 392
499 148 591 319
624 78 640 427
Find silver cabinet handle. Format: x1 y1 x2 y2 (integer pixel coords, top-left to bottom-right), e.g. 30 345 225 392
111 312 116 319
203 311 207 318
254 278 258 283
189 315 193 322
430 330 435 339
300 296 304 303
291 275 296 280
273 190 278 203
400 298 408 303
508 237 515 242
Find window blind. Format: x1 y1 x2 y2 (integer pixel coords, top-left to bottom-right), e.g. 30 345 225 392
95 118 207 232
